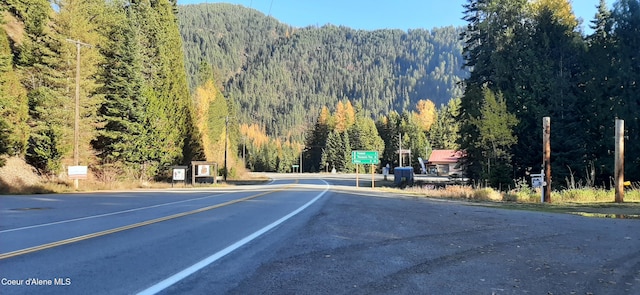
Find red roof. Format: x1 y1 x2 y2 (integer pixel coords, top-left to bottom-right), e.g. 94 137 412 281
428 150 465 164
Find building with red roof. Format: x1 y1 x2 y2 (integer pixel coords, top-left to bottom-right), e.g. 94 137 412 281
426 150 465 177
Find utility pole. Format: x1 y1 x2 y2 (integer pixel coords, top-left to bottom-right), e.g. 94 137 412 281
615 119 624 203
66 39 91 189
398 133 402 167
224 116 228 182
242 136 246 166
543 117 551 203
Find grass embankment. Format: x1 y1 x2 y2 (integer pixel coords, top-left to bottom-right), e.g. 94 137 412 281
403 183 640 217
0 157 268 194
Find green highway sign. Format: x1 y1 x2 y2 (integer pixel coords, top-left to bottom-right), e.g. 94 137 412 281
352 150 379 165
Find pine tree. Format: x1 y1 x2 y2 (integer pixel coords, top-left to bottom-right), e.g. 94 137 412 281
471 87 518 188
611 0 640 179
321 130 340 172
11 0 71 175
582 0 616 184
429 98 460 150
93 4 155 180
0 18 29 161
304 107 331 172
55 0 109 168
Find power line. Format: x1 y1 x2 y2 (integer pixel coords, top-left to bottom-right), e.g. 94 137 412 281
268 0 274 17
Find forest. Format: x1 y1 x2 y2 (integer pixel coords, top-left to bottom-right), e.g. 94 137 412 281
0 0 639 190
178 3 467 139
177 3 467 174
458 0 639 189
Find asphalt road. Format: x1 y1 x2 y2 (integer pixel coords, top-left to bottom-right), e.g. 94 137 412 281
1 174 639 294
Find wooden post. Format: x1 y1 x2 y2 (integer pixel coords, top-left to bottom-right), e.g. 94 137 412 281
543 117 551 203
371 164 375 188
615 119 624 203
66 39 92 189
356 164 359 188
399 133 402 167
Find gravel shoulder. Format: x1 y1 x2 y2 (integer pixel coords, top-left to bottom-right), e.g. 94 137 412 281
178 189 640 294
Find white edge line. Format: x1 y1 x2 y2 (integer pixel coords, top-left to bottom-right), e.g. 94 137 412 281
137 180 330 295
1 184 289 234
0 194 225 233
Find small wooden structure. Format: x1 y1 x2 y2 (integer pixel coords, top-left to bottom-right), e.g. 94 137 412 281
190 161 218 185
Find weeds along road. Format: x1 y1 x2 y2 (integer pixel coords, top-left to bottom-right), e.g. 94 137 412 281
0 174 639 294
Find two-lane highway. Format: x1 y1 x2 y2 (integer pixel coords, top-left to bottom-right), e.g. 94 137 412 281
0 178 329 294
2 174 639 294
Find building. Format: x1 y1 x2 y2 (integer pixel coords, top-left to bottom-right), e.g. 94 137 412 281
426 150 465 177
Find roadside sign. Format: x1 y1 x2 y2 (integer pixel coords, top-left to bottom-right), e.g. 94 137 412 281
173 168 186 181
68 166 88 180
352 150 379 165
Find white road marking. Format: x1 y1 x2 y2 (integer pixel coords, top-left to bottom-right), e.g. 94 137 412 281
136 180 330 295
32 197 61 202
0 193 232 234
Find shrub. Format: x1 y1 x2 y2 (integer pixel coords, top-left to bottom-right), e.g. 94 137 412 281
473 187 502 201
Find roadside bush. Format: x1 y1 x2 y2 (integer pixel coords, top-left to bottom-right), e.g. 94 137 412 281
473 188 502 201
555 188 611 203
505 178 539 202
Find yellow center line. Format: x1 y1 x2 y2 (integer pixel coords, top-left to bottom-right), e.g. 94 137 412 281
0 181 298 260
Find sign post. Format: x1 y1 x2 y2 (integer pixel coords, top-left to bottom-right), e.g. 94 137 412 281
371 164 375 188
171 166 187 187
531 170 546 203
68 166 88 184
352 151 379 188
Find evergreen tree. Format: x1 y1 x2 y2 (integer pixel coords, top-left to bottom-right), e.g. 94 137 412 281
0 18 29 161
471 88 518 188
582 0 616 185
11 0 71 175
529 0 587 185
321 130 340 172
304 106 331 172
93 4 156 180
611 0 640 179
56 0 108 168
429 98 460 150
340 131 354 172
377 111 402 168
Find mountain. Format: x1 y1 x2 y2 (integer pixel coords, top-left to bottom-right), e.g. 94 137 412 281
178 3 468 140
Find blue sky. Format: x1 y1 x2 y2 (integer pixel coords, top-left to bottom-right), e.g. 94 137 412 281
177 0 606 33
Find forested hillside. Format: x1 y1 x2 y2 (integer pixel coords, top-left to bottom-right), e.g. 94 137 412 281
458 0 640 188
0 0 208 185
2 0 638 191
178 3 467 139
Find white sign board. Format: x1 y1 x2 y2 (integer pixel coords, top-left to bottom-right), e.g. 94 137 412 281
173 168 186 181
531 173 546 188
68 166 88 180
197 165 210 176
532 177 543 188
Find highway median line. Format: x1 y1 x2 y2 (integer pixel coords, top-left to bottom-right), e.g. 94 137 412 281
0 182 296 260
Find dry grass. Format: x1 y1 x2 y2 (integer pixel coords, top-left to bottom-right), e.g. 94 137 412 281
552 188 640 204
407 185 502 201
0 156 269 194
405 182 640 205
0 157 47 194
